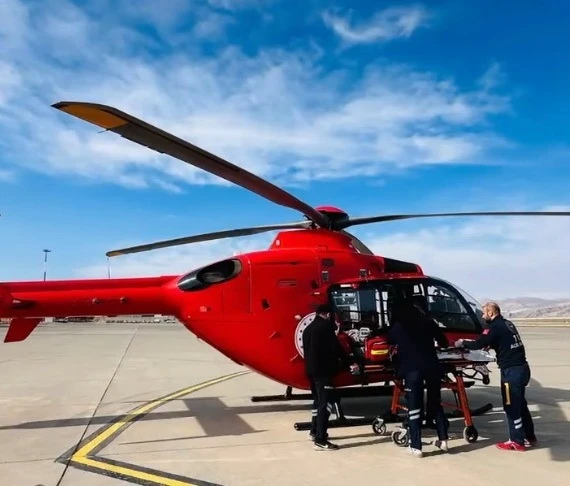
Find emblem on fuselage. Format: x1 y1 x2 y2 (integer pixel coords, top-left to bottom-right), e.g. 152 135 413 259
294 312 316 358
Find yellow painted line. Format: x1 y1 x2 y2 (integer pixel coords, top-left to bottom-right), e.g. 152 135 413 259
74 456 196 486
68 371 249 485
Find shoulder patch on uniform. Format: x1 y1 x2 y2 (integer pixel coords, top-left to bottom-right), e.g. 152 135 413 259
482 328 490 335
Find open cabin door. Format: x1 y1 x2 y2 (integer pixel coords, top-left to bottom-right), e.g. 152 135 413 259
328 277 483 335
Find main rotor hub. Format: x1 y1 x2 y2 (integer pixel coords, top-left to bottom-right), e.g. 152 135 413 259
315 206 349 229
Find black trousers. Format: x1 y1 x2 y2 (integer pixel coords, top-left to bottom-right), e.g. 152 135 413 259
500 363 536 445
309 376 335 443
404 370 449 450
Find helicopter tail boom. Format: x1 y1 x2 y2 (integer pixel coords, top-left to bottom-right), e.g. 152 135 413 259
0 276 178 342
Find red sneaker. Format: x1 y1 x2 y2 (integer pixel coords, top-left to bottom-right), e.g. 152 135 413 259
496 441 525 451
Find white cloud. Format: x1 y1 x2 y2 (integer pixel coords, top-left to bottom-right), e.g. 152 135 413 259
0 0 512 191
322 5 429 44
363 206 570 299
478 61 508 92
0 168 15 181
207 0 277 10
76 206 570 300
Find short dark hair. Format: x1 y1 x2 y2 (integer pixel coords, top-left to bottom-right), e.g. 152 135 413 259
316 303 333 315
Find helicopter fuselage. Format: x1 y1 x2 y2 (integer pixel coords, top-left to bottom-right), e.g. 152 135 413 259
0 229 484 390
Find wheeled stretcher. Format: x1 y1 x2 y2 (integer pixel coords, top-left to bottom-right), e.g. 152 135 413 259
371 347 495 447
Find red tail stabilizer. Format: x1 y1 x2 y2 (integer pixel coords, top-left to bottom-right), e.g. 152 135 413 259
4 318 43 343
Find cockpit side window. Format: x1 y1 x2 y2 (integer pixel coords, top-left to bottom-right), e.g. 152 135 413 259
177 259 242 291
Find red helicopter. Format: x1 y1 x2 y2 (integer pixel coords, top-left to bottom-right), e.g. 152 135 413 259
1 102 569 440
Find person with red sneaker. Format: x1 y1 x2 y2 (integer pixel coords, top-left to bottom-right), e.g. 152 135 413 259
456 302 537 451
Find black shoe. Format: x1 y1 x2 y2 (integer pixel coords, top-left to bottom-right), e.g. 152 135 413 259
313 441 339 451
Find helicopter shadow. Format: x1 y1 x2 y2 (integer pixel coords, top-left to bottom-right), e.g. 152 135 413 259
256 376 569 458
0 398 321 432
332 377 570 461
1 379 567 458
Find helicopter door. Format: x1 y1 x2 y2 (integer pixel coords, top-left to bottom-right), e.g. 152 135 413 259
250 258 319 315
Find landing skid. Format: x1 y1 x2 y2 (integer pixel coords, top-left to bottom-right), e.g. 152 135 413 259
294 400 379 431
251 384 394 403
251 386 298 402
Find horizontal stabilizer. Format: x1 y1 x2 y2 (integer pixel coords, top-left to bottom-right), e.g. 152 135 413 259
4 318 43 343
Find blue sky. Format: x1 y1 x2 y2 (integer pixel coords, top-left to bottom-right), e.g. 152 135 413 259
1 0 570 299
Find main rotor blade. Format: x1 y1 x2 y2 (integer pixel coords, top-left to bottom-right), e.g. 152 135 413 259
52 101 329 228
341 211 570 229
106 221 311 257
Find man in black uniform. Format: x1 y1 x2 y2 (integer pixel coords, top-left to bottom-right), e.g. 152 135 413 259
387 299 450 457
456 302 537 451
303 303 352 451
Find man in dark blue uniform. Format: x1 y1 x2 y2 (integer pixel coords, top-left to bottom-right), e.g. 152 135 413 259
387 299 450 457
456 302 537 451
303 303 353 451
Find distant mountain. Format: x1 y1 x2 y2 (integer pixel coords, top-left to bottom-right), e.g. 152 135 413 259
477 297 570 318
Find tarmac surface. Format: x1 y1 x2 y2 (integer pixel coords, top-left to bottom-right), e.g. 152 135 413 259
0 322 569 486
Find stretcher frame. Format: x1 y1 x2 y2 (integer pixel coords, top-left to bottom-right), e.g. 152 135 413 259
293 349 494 440
388 369 481 446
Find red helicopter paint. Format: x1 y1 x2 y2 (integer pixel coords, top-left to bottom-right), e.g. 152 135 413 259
2 101 569 392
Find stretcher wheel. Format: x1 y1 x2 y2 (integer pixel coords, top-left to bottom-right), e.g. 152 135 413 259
391 427 409 447
372 417 386 435
463 425 478 443
482 376 490 385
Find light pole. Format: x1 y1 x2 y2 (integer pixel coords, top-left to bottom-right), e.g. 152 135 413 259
43 249 51 281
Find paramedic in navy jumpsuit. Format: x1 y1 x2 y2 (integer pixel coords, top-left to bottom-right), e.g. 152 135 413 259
303 303 353 450
387 299 450 457
457 302 537 451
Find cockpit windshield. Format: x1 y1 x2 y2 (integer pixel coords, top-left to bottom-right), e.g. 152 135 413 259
329 277 483 335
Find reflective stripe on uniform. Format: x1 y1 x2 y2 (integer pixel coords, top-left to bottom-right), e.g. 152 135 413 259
504 382 511 405
409 408 421 421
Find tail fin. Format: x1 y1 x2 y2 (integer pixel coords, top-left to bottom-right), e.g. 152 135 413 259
4 318 43 343
0 288 42 342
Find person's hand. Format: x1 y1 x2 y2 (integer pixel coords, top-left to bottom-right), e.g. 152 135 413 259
349 363 360 375
455 339 464 348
